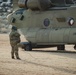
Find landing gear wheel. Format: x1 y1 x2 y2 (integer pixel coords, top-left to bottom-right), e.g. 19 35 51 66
24 44 32 51
57 45 65 50
74 45 76 50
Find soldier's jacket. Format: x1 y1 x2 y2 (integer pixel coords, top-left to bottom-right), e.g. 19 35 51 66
9 30 21 46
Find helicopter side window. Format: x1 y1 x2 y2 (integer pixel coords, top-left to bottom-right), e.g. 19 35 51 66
15 8 25 15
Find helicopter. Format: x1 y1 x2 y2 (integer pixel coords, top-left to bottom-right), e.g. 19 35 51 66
7 0 76 51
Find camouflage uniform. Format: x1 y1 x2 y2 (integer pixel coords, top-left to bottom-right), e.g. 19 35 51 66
9 26 21 59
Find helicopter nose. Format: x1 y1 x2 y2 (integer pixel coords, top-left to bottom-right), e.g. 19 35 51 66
7 13 16 24
7 13 13 23
9 14 24 23
7 12 25 29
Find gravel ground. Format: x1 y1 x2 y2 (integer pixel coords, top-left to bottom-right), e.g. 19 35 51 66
0 34 76 75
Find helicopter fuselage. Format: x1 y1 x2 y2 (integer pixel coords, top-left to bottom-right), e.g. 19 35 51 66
7 5 76 50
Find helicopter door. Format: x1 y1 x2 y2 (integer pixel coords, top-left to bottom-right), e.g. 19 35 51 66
50 29 65 43
69 28 76 43
63 28 70 43
36 29 50 43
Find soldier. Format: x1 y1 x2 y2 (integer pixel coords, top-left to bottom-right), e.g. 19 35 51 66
9 26 21 60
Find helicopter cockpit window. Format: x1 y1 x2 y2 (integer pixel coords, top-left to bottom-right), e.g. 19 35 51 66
15 8 25 15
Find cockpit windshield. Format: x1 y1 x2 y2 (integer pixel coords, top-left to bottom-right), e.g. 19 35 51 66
15 8 25 14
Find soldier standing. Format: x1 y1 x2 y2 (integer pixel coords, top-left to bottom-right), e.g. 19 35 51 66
9 26 21 60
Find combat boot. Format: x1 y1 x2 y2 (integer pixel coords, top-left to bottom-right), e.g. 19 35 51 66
12 56 15 59
15 50 21 60
17 57 21 60
11 50 15 59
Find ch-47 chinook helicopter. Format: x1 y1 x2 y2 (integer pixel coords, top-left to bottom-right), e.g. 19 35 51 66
7 0 76 51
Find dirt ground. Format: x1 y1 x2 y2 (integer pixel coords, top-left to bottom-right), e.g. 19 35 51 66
0 34 76 75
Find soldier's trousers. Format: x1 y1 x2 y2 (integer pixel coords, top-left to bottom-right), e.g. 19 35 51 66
11 45 19 59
